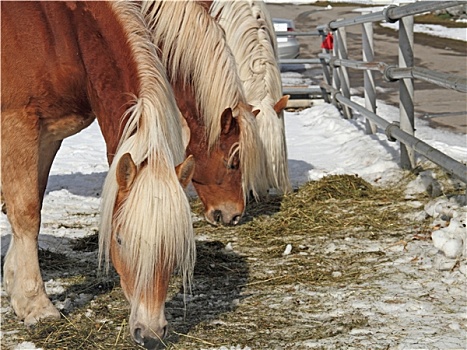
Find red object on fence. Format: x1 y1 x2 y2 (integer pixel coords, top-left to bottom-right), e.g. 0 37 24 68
321 33 333 50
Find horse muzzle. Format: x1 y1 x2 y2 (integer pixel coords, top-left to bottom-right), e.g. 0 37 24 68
132 323 168 349
129 303 168 349
206 208 243 226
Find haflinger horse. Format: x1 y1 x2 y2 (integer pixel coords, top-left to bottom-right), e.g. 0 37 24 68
209 0 292 194
1 2 195 349
140 0 267 226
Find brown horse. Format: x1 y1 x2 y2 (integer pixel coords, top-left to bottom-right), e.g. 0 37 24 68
141 1 267 225
1 2 195 348
209 0 292 194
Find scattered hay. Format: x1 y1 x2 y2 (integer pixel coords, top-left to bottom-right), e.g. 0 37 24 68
1 174 443 349
235 175 406 246
164 175 428 348
6 287 137 350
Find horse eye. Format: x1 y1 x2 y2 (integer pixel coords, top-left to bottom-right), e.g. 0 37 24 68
224 158 239 170
116 234 122 245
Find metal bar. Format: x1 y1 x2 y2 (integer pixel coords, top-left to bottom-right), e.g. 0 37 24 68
317 2 462 30
275 31 320 37
282 87 322 95
331 58 387 71
279 58 322 65
386 1 463 22
362 17 377 134
318 29 332 103
412 68 467 93
320 57 332 103
319 58 332 81
331 28 340 108
318 53 331 60
319 81 339 97
318 11 386 31
423 111 467 119
334 94 467 183
336 27 352 119
386 67 467 93
326 59 467 94
398 15 415 170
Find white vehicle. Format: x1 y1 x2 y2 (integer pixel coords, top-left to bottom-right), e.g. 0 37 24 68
273 18 300 59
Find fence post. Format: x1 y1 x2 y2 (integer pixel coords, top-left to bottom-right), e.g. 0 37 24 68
331 30 340 108
319 28 332 103
398 15 415 169
362 15 377 134
335 26 352 119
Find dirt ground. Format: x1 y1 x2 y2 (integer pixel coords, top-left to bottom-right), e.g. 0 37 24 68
266 3 467 134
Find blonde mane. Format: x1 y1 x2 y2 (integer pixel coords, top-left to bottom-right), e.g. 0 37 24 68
98 1 195 300
210 0 291 194
141 0 267 198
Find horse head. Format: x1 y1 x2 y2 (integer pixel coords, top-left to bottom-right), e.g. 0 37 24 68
108 153 195 348
186 103 260 226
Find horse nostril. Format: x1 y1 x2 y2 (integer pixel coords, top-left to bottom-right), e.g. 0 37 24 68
134 328 144 345
230 214 242 225
213 210 222 224
133 325 166 349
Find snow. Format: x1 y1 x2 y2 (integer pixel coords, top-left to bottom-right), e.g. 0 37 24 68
13 343 43 350
382 21 467 42
285 100 403 186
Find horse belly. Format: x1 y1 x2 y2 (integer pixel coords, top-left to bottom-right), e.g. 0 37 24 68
39 112 95 142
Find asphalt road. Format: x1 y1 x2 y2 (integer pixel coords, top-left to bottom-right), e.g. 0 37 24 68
266 3 467 134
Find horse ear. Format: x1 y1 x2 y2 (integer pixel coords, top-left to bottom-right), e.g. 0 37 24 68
175 155 195 188
116 153 137 191
221 107 233 134
273 95 290 115
252 109 260 117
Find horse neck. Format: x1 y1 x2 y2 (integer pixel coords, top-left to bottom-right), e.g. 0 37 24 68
72 2 142 162
172 81 205 135
172 82 216 168
141 0 246 148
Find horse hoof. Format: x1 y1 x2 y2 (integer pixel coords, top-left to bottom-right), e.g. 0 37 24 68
23 304 61 326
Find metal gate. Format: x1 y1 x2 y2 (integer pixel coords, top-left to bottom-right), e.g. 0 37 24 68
276 1 467 184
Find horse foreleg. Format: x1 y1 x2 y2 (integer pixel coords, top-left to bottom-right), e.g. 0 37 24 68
3 235 61 324
1 113 61 324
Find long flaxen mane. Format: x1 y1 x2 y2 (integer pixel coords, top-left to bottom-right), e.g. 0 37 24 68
141 0 267 198
210 0 291 194
98 1 195 300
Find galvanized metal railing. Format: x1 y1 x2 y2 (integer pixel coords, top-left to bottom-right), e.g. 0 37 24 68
277 1 467 184
275 30 323 98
